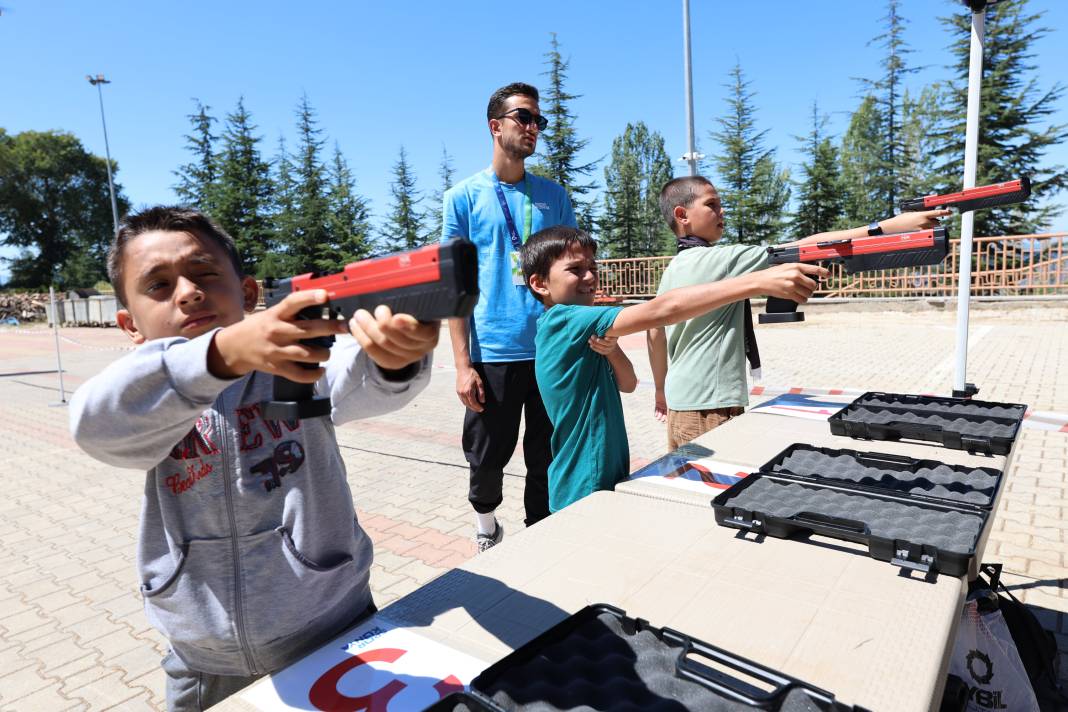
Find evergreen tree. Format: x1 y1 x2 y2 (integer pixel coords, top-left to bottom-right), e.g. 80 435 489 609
711 62 790 245
839 95 886 227
266 136 298 276
213 97 273 276
290 95 333 271
327 143 373 264
899 86 941 203
173 100 219 213
934 0 1067 235
860 0 922 214
426 146 455 244
530 33 599 232
601 122 674 258
382 146 424 253
791 104 844 239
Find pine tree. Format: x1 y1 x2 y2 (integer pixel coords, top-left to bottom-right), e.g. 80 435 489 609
899 86 941 203
601 122 674 258
327 143 373 264
290 95 333 272
266 136 298 277
173 100 218 213
934 0 1068 235
530 32 599 232
426 146 455 244
791 103 844 239
213 97 273 276
711 62 790 245
839 95 886 227
860 0 922 215
382 146 424 253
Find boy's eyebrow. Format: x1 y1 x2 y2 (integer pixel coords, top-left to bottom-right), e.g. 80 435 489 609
135 254 218 283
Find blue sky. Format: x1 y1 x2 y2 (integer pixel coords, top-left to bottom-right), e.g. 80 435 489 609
3 0 1067 280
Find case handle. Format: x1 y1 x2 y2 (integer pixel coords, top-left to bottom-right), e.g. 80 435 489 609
857 451 914 467
673 635 796 709
886 420 942 438
793 511 867 534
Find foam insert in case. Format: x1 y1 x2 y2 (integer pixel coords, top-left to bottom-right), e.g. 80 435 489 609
761 443 1004 509
459 604 866 712
828 392 1025 455
712 473 988 577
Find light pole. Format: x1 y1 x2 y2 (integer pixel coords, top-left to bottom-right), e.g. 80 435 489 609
680 0 704 175
86 74 120 235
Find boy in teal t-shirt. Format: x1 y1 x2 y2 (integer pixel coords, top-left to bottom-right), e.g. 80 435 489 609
521 226 828 512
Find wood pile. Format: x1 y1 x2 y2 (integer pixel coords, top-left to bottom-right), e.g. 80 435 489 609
0 293 50 322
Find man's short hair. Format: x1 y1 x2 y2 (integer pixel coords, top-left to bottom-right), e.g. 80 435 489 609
108 206 243 306
659 175 715 230
487 82 540 123
520 225 597 304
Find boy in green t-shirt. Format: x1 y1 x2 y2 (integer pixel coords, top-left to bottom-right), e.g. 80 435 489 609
648 175 952 451
521 225 827 512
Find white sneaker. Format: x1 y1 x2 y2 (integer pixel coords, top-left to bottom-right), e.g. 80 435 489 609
476 521 504 553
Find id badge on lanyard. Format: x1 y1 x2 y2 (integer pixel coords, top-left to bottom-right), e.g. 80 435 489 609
492 173 533 286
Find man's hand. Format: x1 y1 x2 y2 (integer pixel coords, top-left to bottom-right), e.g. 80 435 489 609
756 263 828 304
209 289 349 383
349 305 439 372
588 334 619 356
455 364 485 413
881 209 952 233
653 388 667 423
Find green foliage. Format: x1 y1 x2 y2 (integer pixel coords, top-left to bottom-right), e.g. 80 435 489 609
934 0 1067 235
898 86 942 202
173 100 219 212
711 63 790 245
381 146 424 253
213 98 273 276
839 95 886 227
327 143 373 264
0 129 129 289
288 95 334 272
601 122 674 258
791 104 844 239
426 146 455 245
529 32 599 232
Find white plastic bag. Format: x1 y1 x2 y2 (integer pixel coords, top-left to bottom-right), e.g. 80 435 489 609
949 598 1039 712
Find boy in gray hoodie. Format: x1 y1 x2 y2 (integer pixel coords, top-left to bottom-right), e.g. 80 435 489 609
70 206 439 711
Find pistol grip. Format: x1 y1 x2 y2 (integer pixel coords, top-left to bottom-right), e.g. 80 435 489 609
260 304 335 421
759 296 805 324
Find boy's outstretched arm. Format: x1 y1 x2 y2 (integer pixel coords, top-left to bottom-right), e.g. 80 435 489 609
781 209 951 248
589 335 638 393
606 263 827 338
646 327 668 422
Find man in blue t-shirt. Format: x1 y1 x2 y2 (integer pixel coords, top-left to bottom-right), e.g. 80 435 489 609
521 226 826 513
442 82 577 551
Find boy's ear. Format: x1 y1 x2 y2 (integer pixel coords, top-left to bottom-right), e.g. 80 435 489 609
116 309 147 345
241 276 259 313
528 272 551 301
673 205 689 227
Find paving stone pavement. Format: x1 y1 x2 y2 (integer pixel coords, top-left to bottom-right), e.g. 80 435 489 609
1 304 1066 710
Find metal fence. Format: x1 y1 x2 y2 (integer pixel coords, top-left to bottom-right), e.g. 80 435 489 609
595 233 1068 299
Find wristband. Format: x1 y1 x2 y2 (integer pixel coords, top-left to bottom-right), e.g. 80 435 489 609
867 221 883 237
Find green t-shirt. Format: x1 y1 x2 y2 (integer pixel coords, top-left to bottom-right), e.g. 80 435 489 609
535 304 628 512
657 244 769 411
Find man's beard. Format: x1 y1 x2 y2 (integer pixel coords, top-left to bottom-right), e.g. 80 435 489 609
502 133 536 160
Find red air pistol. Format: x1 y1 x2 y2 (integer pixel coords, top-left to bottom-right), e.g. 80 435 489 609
760 227 950 324
900 177 1031 213
261 239 479 420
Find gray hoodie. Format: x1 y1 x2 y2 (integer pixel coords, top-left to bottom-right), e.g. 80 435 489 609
70 329 430 676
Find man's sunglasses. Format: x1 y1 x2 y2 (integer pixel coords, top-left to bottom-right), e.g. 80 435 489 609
497 108 549 131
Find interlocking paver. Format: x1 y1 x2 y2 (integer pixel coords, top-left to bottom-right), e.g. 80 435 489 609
3 306 1068 708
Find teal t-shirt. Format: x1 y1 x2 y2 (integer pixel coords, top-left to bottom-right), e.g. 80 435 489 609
656 244 769 410
535 304 628 512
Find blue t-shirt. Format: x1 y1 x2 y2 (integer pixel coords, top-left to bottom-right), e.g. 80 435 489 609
535 304 629 512
442 169 577 362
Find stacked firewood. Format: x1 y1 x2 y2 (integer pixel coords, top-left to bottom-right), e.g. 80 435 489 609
0 293 49 322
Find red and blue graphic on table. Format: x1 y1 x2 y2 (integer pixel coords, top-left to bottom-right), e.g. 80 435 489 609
629 452 747 490
749 393 849 419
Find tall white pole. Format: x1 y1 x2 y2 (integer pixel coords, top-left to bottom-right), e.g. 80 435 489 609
681 0 703 174
88 74 120 235
49 287 67 405
953 9 985 397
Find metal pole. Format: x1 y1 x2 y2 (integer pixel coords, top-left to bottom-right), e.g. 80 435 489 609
680 0 702 174
49 287 67 405
88 74 120 235
953 9 985 397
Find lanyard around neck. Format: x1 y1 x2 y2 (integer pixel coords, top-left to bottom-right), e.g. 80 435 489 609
492 172 533 250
